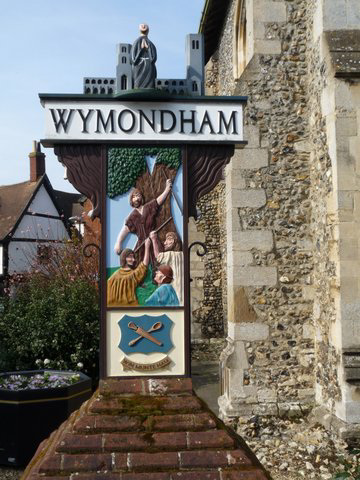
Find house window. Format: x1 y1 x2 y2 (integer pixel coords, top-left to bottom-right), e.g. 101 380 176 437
192 81 198 92
234 0 247 78
122 57 127 64
122 46 127 53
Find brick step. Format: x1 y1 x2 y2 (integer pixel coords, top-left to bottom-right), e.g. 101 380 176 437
23 380 270 480
89 395 203 415
74 413 217 433
99 378 194 396
40 450 259 475
31 470 268 480
56 430 236 454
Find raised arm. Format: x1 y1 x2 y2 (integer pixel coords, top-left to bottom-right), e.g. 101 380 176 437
149 231 162 258
156 179 172 206
143 238 151 267
114 225 130 255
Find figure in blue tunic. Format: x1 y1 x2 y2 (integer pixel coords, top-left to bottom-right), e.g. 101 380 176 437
145 264 179 307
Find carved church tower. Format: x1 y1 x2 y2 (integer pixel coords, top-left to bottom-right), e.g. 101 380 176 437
185 34 204 96
116 43 132 93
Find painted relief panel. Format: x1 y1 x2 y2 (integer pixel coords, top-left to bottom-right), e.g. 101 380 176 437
105 146 185 376
106 147 184 308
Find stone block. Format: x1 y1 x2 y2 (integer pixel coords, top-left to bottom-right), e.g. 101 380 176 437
229 265 277 286
302 323 314 339
228 322 269 341
347 0 360 29
190 269 205 278
227 250 253 267
339 222 359 239
255 39 282 55
230 230 273 252
254 0 287 22
345 401 360 423
233 148 268 169
225 170 246 193
226 207 242 232
339 239 358 260
338 191 354 210
243 125 260 149
335 81 353 110
336 116 358 137
227 287 257 323
321 86 335 117
340 261 360 277
341 277 360 302
226 189 267 208
258 388 277 403
323 0 347 30
253 403 278 416
191 286 204 301
337 167 357 190
341 300 360 348
294 139 312 153
302 285 314 301
297 388 315 399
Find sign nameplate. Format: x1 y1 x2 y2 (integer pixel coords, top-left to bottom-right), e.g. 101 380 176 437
41 99 245 143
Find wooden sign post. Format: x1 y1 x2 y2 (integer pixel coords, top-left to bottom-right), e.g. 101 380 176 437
40 92 246 378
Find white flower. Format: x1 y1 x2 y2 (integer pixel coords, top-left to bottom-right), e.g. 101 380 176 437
44 359 51 366
77 362 84 369
35 359 42 366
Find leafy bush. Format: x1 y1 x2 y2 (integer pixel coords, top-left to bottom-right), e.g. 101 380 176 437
0 240 100 381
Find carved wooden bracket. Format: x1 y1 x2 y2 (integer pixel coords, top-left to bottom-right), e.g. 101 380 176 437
54 144 102 220
54 144 235 221
187 144 235 219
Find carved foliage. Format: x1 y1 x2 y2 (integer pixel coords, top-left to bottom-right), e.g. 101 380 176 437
54 145 102 219
187 144 235 219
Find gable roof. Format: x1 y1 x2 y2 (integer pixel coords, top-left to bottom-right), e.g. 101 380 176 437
0 175 83 242
0 177 42 241
199 0 232 63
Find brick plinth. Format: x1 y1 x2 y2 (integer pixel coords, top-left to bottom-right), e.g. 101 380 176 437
22 378 269 480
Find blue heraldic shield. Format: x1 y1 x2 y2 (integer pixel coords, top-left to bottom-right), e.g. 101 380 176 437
118 314 174 355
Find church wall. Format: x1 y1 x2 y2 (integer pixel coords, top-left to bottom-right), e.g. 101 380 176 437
208 0 316 420
204 0 360 441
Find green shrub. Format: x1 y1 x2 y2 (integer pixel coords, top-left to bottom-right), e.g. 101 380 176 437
0 240 100 380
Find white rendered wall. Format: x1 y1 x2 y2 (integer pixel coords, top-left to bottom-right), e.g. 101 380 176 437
8 186 69 274
27 185 60 216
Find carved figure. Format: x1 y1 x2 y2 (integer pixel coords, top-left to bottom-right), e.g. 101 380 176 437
150 230 184 304
114 179 172 261
145 264 179 306
131 24 157 89
107 238 151 306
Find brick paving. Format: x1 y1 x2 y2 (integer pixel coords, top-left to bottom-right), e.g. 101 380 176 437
21 378 270 480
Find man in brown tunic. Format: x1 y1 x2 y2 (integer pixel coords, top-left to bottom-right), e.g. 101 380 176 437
107 238 151 307
114 179 172 262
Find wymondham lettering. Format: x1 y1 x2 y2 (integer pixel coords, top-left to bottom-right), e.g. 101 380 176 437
49 108 239 136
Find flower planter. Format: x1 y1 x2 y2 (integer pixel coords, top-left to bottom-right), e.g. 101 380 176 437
0 370 92 467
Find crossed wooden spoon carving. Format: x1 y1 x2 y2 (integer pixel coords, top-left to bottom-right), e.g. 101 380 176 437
128 321 163 347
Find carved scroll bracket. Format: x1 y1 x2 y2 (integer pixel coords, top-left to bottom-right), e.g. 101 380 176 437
187 144 235 219
54 144 102 220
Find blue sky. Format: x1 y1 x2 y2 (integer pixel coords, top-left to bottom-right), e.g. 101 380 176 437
0 0 204 192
